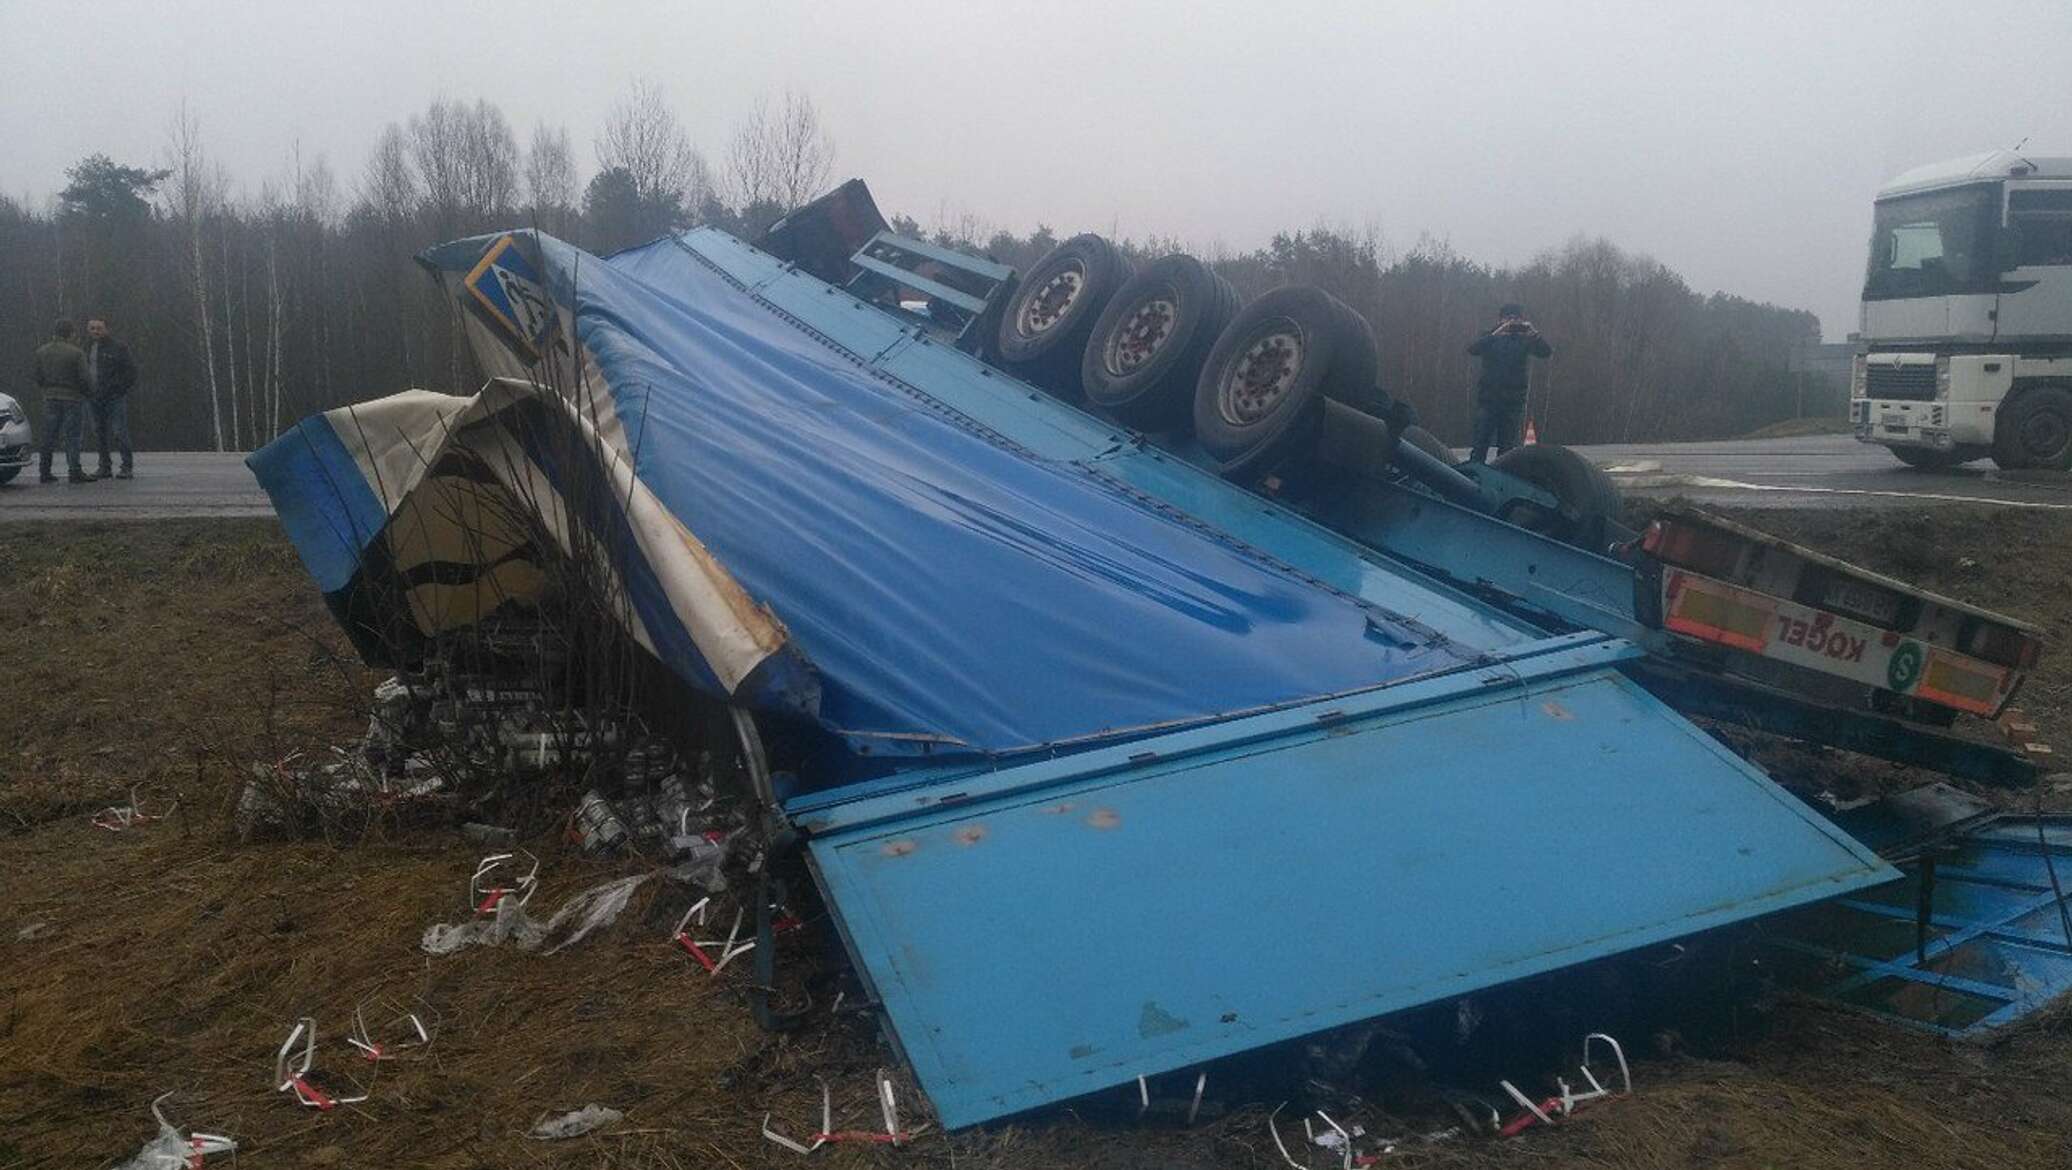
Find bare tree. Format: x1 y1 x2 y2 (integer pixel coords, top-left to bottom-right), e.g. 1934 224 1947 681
161 103 228 451
456 99 519 219
724 89 835 212
409 98 469 228
595 79 711 219
524 121 577 232
359 122 420 220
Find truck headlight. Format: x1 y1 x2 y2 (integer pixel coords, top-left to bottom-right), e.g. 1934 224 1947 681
1936 356 1951 399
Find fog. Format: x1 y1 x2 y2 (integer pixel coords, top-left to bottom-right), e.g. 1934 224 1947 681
5 0 2069 338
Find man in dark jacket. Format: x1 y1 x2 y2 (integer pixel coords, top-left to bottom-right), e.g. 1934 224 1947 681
33 319 95 484
1465 303 1552 463
84 316 138 479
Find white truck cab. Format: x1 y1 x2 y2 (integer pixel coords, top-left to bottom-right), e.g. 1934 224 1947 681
1854 150 2072 470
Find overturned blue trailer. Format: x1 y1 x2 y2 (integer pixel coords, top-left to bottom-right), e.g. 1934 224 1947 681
250 210 1948 1129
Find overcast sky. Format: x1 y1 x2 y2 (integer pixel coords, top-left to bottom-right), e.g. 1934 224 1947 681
5 0 2069 339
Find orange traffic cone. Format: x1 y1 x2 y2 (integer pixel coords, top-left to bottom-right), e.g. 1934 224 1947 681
1523 418 1538 445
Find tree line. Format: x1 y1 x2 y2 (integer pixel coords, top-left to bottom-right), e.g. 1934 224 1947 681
1 82 1830 453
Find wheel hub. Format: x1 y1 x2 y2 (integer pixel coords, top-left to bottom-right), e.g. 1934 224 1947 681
1221 326 1303 425
2021 406 2069 458
1019 262 1086 337
1106 291 1178 374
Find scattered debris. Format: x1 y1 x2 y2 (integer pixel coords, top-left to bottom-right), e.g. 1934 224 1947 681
460 821 516 845
528 1104 625 1140
1494 1032 1631 1137
15 922 50 942
673 903 755 976
92 787 172 832
1266 1034 1629 1167
274 1018 369 1110
347 997 435 1062
113 1093 234 1170
237 746 448 839
763 1071 919 1155
240 650 750 866
422 872 653 955
468 850 540 916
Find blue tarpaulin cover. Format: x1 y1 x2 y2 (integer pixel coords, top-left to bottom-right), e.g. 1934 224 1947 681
251 230 1476 759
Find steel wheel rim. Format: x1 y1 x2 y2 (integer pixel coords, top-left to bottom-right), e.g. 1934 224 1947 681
1219 321 1304 426
1018 260 1087 338
1105 287 1179 375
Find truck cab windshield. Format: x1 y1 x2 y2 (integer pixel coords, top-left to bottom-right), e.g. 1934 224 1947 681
1862 183 2000 301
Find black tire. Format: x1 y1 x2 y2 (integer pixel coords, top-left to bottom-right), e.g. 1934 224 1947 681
1489 443 1623 551
0 466 18 486
1890 445 1964 471
1399 424 1456 466
1081 255 1241 433
1321 300 1387 415
995 234 1133 398
1991 384 2072 471
1192 286 1378 479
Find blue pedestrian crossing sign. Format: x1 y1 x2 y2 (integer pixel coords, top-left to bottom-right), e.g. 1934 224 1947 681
463 234 556 357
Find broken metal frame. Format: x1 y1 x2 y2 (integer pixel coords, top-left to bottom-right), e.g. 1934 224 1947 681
843 230 1017 355
1765 815 2072 1037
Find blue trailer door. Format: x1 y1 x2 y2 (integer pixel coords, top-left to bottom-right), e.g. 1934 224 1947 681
802 647 1894 1129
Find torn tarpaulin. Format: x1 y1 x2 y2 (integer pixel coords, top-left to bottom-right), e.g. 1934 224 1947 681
422 873 652 956
255 228 1473 765
113 1094 234 1170
529 1104 625 1140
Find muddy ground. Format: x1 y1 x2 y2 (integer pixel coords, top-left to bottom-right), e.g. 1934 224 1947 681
2 507 2069 1170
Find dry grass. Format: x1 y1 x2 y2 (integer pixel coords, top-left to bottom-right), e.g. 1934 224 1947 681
4 515 2072 1170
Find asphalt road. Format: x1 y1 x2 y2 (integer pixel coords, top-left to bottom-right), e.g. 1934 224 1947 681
0 451 275 521
3 436 2069 522
1579 433 2072 511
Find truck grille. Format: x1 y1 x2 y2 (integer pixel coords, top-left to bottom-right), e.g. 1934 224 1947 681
1865 364 1937 401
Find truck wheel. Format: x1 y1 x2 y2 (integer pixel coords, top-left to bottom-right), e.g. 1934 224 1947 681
995 234 1133 398
1192 286 1378 479
1890 446 1964 470
1992 384 2072 471
1320 300 1388 415
1489 444 1623 551
1081 254 1240 433
0 466 18 486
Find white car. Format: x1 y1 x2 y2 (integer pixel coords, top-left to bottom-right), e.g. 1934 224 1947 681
0 393 31 485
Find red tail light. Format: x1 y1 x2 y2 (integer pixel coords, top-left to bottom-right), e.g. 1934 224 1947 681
1642 519 1746 579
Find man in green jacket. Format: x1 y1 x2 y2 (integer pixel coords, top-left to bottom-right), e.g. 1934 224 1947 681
34 319 96 484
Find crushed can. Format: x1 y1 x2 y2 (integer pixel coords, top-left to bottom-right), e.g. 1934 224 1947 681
573 790 630 854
